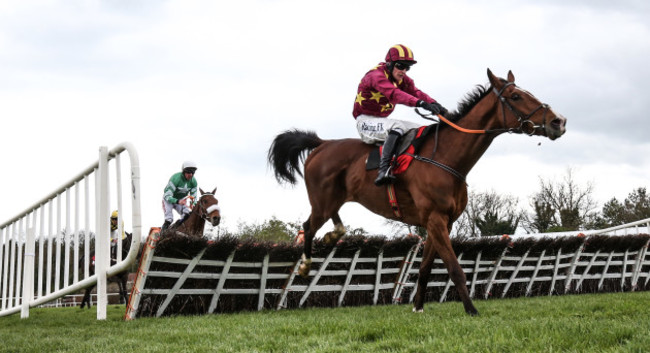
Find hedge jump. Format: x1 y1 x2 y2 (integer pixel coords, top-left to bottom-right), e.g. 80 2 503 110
124 230 650 319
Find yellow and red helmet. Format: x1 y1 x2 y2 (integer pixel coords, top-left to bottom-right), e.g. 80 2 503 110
110 210 119 230
385 44 417 64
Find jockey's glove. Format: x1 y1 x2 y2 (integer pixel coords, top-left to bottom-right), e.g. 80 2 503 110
417 100 448 116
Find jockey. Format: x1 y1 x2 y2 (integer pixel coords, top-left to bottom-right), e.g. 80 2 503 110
110 210 126 245
353 44 447 185
161 161 198 232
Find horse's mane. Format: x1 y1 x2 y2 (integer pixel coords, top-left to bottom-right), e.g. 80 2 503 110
444 83 492 123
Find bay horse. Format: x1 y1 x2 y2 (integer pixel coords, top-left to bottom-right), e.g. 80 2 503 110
80 233 132 308
268 69 567 315
164 188 221 237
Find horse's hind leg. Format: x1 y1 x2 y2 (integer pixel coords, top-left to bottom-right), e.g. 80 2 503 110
323 212 346 245
298 213 329 278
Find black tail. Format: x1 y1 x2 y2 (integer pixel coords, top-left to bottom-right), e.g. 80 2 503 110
268 129 323 185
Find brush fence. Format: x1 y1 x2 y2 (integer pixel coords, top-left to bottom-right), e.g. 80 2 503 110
125 231 650 319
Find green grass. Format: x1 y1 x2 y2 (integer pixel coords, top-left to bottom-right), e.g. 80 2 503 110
1 292 649 352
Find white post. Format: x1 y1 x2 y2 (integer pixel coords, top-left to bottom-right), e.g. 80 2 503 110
114 154 123 262
21 227 36 319
95 146 110 320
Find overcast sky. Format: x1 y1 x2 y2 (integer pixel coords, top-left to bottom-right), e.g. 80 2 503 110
1 0 649 236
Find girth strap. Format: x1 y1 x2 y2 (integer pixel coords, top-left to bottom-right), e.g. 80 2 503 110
386 184 402 219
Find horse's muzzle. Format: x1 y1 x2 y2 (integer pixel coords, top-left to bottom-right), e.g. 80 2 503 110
546 114 567 140
210 216 221 226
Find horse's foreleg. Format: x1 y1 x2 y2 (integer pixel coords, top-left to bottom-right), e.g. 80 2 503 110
80 287 93 309
119 276 128 305
413 241 437 313
431 233 478 316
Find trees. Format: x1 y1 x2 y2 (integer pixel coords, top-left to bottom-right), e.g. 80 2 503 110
623 187 650 222
236 216 301 243
526 200 556 233
232 217 368 242
224 183 647 241
527 168 597 232
593 187 650 228
454 190 523 237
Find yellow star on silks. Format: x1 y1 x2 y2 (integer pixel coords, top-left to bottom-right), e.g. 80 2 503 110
380 103 394 113
370 91 384 103
355 92 366 105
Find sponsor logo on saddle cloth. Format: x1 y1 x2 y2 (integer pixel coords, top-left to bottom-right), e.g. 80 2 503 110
366 126 432 174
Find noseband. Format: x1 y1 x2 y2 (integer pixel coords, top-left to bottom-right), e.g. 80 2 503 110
492 82 549 136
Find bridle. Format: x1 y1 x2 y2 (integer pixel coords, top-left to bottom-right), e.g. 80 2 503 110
196 193 220 223
492 82 549 136
408 81 551 182
418 81 550 136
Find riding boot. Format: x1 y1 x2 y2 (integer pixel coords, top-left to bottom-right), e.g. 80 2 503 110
374 131 401 186
161 220 171 232
177 213 189 226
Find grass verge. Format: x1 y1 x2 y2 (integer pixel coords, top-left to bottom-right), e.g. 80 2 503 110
1 292 649 352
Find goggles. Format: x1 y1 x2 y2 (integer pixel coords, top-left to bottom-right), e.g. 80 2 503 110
394 62 412 71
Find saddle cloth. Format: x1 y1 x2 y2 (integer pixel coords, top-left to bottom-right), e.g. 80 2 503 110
366 125 433 174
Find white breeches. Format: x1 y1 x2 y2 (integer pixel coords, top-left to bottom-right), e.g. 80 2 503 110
355 115 421 144
162 199 191 223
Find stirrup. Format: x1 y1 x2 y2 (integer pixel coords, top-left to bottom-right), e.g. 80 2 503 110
374 167 396 186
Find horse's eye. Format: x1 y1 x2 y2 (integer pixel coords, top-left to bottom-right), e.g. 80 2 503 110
511 93 521 101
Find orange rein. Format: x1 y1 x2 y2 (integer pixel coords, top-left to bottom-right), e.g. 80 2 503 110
416 108 487 134
436 114 486 134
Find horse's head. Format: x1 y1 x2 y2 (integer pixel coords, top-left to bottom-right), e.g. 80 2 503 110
487 69 567 140
197 187 221 227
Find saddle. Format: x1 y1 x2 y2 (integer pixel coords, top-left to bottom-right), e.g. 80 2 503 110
366 125 434 174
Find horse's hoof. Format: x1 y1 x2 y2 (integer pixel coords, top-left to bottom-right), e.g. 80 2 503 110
298 255 312 278
412 307 424 313
298 264 310 278
324 231 345 245
467 309 480 316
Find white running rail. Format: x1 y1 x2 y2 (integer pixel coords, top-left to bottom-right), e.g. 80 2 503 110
507 218 650 239
0 143 141 320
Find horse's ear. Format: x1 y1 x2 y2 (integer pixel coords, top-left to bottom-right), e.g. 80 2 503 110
199 188 205 195
507 70 515 83
211 187 216 194
487 68 500 87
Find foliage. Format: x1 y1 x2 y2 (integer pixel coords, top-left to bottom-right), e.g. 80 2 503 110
235 216 301 242
347 226 369 236
528 168 597 232
475 210 519 236
524 200 556 233
2 293 650 352
592 187 650 228
454 190 523 237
